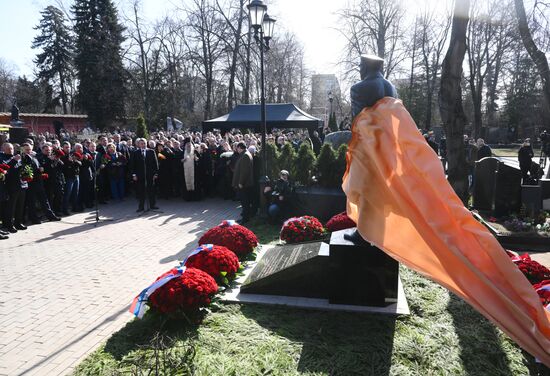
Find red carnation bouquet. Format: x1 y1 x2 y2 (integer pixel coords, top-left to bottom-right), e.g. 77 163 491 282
199 220 258 258
184 244 241 285
53 149 65 158
40 173 49 181
148 267 218 317
280 215 326 244
507 252 550 284
0 163 10 181
73 152 83 161
325 212 356 232
101 153 112 166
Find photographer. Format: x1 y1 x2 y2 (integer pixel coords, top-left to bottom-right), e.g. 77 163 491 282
265 170 293 223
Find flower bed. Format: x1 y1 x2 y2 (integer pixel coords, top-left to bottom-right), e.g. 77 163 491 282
506 250 550 311
184 244 240 285
131 266 218 319
280 215 326 244
130 220 258 320
325 211 356 232
198 220 258 258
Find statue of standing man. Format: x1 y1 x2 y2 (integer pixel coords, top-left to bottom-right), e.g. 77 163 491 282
350 55 397 119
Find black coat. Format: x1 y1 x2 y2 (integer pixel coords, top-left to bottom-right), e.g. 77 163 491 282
130 148 159 182
0 153 24 193
518 145 534 168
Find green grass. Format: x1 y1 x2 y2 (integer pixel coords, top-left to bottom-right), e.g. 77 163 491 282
73 222 540 376
492 148 541 157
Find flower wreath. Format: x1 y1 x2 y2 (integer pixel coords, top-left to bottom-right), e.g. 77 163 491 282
198 220 258 258
280 215 326 244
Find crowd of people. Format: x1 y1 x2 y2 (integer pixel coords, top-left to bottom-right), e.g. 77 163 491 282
0 128 321 240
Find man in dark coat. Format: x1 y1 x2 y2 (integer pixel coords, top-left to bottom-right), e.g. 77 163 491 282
23 143 60 224
232 141 254 224
518 139 535 183
476 138 492 160
131 138 159 212
0 143 28 232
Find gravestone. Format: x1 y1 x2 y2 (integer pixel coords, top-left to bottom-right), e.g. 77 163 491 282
473 157 499 210
541 179 550 210
240 229 399 308
494 162 522 216
241 242 329 298
329 228 398 307
522 185 542 218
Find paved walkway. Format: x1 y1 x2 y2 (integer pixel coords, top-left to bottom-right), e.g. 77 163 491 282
0 198 239 376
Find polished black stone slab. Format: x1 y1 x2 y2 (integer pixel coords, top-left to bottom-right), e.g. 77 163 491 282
329 228 399 307
241 241 329 298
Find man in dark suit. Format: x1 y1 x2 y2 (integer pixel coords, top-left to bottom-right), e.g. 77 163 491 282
0 143 28 232
131 138 159 212
232 141 254 224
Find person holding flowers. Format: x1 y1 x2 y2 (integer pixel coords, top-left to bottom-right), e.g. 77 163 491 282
23 142 60 224
60 141 81 216
0 143 29 233
104 143 127 201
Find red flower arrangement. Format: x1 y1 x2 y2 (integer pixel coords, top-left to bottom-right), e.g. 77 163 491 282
73 152 83 161
184 244 240 284
199 220 258 258
148 267 218 316
0 163 10 181
507 251 550 284
280 215 326 244
40 173 49 181
533 280 550 306
101 153 112 165
54 149 65 158
325 212 356 232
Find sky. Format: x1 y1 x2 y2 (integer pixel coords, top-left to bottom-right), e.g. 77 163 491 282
0 0 446 83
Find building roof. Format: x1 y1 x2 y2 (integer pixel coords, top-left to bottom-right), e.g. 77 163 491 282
0 112 88 119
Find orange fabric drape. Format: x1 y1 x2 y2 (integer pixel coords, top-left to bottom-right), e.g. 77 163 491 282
343 97 550 365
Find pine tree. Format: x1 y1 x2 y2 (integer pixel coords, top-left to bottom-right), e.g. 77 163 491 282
278 142 297 178
295 142 316 186
32 6 73 114
328 111 338 132
136 113 149 139
334 143 348 187
315 143 337 187
73 0 125 129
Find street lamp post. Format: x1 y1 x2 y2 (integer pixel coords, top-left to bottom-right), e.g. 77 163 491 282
328 91 334 129
247 0 276 215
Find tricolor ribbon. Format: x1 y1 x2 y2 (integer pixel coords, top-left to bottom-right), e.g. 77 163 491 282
220 220 237 227
129 265 187 319
181 244 214 266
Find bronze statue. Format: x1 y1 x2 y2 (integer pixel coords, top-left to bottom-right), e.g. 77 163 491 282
10 102 20 122
350 54 397 118
345 54 397 244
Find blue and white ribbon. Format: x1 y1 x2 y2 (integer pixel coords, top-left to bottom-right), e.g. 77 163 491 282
182 244 214 266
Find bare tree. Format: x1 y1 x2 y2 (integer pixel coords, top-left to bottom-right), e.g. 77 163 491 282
439 0 471 201
418 6 451 130
183 0 225 120
514 0 550 110
336 0 407 80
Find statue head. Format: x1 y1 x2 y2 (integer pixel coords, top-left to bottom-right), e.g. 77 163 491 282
359 54 384 80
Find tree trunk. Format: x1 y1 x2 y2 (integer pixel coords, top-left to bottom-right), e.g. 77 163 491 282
514 0 550 109
58 68 68 114
439 0 470 202
243 25 251 104
408 17 418 107
227 0 244 111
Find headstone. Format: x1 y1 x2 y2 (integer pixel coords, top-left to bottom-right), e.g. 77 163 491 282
522 185 542 218
241 242 329 298
329 228 398 307
494 162 522 216
473 157 499 211
323 131 351 150
541 179 550 210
